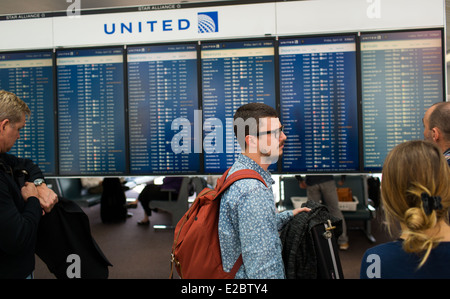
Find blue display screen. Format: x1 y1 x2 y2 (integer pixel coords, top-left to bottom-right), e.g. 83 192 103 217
127 43 200 174
56 47 127 175
201 40 277 173
0 51 56 175
279 35 360 172
361 30 444 171
1 30 444 176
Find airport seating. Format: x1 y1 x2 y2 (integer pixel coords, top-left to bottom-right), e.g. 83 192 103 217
47 178 102 207
149 177 207 229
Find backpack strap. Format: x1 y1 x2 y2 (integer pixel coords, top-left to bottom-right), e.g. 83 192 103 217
215 168 268 198
215 168 268 277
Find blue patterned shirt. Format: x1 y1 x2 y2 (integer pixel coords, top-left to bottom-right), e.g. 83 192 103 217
218 154 293 279
444 148 450 167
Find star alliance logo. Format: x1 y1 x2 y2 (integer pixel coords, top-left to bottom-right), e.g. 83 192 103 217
198 11 219 33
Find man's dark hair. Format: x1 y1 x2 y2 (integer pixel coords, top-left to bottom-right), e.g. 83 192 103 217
429 102 450 141
233 102 278 149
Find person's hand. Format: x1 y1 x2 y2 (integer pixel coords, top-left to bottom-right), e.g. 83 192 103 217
36 183 58 214
292 207 311 216
21 182 39 202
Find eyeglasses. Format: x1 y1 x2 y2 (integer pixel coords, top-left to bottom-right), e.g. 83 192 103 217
257 125 284 139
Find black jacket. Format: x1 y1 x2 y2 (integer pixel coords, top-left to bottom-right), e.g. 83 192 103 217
0 153 111 279
280 200 342 279
35 198 112 279
0 153 43 278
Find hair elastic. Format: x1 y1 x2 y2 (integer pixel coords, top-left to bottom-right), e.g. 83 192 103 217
421 193 443 215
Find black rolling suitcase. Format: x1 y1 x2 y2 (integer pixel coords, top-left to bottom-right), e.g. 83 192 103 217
280 200 344 279
311 219 344 279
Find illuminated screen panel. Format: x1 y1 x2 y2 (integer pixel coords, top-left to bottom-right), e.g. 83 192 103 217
279 35 359 172
201 39 277 174
56 47 127 175
0 51 56 175
127 43 200 174
361 30 444 171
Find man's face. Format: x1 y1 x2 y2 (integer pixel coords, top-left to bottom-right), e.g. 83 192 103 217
423 106 435 142
0 114 26 153
257 117 286 164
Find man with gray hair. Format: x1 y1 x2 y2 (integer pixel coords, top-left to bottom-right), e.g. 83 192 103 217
423 101 450 166
0 90 58 278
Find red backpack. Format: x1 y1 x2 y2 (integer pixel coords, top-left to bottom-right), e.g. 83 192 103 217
170 167 267 279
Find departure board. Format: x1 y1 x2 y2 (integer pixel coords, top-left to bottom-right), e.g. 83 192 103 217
127 43 200 174
361 30 444 171
279 35 359 172
0 51 56 175
201 40 277 173
56 47 127 175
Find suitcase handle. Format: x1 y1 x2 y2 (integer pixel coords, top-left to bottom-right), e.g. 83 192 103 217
323 220 336 239
325 219 336 231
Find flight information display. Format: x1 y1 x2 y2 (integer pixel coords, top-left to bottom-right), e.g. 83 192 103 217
56 47 127 175
201 40 277 173
0 51 56 175
127 43 200 174
279 35 359 172
361 30 444 171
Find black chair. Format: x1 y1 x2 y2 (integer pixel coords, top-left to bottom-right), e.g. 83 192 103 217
149 177 206 229
48 178 102 207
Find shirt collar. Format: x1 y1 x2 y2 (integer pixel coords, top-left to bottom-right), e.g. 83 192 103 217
444 148 450 161
236 154 275 185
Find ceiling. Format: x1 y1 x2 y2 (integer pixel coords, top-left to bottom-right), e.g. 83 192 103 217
0 0 449 53
0 0 225 14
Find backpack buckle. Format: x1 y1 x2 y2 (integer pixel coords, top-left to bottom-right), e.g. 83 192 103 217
171 253 180 266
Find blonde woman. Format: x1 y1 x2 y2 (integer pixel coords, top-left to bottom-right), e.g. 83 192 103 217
360 140 450 278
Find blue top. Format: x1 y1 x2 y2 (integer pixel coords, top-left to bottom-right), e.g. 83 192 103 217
218 154 293 279
360 240 450 279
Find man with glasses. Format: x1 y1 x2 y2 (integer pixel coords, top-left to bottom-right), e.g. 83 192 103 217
423 102 450 166
218 102 310 279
